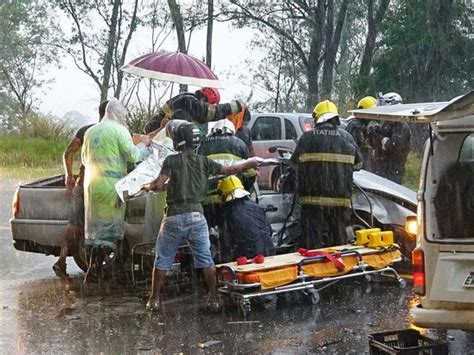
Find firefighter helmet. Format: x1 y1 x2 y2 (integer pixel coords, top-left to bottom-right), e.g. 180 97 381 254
217 175 249 202
357 96 377 109
377 92 403 106
313 100 339 123
200 87 221 105
211 119 235 135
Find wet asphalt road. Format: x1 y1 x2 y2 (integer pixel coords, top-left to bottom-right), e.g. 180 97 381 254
1 179 473 354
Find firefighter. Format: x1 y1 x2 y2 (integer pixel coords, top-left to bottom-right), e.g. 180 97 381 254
290 100 363 249
345 96 377 172
217 175 275 262
142 87 242 134
368 92 411 184
197 119 250 229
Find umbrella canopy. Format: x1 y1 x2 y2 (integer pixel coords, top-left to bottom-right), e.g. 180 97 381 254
121 51 223 88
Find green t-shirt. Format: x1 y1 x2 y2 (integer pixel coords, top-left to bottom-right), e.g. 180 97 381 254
161 153 223 216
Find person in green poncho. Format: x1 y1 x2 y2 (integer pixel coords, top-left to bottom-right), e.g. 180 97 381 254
81 98 150 268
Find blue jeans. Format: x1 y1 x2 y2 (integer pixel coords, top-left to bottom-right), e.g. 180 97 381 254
154 212 214 270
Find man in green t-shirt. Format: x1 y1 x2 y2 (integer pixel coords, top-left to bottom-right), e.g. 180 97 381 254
142 116 258 313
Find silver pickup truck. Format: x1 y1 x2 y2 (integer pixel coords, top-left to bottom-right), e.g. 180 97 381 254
10 169 417 272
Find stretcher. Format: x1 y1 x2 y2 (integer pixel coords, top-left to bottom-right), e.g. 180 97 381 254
216 244 405 315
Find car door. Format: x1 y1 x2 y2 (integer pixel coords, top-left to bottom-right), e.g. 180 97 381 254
250 115 283 188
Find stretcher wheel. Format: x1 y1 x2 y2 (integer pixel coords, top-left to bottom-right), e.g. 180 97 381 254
310 291 320 305
398 278 407 289
239 299 251 316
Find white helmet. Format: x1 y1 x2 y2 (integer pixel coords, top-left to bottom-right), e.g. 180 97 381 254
377 92 403 106
211 119 235 135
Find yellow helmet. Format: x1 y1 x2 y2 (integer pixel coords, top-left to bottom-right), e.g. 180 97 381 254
217 175 249 202
313 100 338 123
357 96 377 109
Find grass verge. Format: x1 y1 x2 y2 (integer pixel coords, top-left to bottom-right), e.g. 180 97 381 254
403 152 422 191
0 137 67 179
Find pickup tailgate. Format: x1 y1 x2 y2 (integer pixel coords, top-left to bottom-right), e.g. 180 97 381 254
10 175 70 255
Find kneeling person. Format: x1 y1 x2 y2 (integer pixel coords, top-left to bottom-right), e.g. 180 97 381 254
218 176 275 261
143 118 258 312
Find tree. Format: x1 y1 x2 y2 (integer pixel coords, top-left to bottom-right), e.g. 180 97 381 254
55 0 141 102
222 0 356 109
0 0 59 126
369 0 473 102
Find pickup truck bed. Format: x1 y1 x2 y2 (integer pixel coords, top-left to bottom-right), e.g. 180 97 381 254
10 175 165 257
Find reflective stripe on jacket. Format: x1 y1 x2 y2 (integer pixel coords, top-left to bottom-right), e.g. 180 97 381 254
290 123 363 205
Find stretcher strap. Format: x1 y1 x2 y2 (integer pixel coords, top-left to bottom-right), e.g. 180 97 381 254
298 248 345 271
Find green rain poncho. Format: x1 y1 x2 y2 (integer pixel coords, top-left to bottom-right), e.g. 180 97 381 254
82 98 146 250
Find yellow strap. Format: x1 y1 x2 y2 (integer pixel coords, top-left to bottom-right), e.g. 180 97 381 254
299 153 355 164
208 153 242 161
299 196 352 208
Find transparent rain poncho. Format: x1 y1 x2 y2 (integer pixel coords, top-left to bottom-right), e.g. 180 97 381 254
81 98 148 250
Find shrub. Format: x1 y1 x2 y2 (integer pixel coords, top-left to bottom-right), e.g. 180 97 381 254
125 104 161 134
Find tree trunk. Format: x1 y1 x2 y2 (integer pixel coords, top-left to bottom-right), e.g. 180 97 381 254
101 0 121 102
357 0 390 96
115 0 139 100
305 1 326 110
321 0 350 99
206 0 213 68
168 0 187 93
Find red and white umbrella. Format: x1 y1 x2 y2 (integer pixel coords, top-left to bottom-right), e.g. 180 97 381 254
121 51 222 88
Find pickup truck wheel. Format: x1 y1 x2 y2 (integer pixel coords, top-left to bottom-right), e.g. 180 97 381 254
73 248 89 272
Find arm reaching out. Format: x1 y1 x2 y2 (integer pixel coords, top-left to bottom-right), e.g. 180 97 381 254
220 158 258 176
142 173 169 192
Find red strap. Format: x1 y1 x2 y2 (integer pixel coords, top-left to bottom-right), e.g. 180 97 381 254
298 248 345 271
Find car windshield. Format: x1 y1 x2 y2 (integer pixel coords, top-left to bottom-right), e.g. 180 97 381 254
434 133 474 240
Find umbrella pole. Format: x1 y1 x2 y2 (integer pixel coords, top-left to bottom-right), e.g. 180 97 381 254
170 83 174 99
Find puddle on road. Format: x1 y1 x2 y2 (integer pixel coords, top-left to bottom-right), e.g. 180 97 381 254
4 274 468 354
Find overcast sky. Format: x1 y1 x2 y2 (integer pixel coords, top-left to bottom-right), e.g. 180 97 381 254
38 21 268 123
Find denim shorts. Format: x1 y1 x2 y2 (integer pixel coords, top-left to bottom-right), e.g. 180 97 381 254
154 212 214 270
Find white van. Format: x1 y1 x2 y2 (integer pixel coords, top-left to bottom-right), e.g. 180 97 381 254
351 91 474 331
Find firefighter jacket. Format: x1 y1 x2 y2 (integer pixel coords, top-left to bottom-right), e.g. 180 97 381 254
370 121 411 184
197 134 251 204
345 116 375 172
290 122 363 209
143 93 242 133
222 197 275 259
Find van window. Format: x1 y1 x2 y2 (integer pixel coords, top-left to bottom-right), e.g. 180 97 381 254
251 116 281 141
434 133 474 239
284 119 297 140
459 134 474 161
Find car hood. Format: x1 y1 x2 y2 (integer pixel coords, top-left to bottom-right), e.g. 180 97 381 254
353 170 416 206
